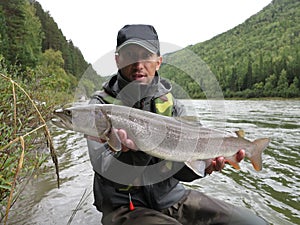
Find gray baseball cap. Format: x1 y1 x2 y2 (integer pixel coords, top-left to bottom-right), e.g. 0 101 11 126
116 24 160 55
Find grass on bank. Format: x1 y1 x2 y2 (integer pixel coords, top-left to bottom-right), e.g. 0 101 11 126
0 72 73 224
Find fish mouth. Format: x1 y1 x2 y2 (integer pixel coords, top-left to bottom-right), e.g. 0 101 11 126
51 117 73 130
51 108 73 130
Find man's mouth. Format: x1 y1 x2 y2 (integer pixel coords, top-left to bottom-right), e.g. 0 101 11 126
133 74 146 80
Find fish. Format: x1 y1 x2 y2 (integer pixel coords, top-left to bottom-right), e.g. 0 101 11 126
51 104 270 171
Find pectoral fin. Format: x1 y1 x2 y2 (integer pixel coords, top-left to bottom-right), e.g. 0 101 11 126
185 160 206 177
107 129 122 151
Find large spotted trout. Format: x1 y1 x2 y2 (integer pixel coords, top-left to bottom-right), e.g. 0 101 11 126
52 104 270 171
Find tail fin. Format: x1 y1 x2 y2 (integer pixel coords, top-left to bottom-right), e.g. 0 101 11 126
248 138 270 171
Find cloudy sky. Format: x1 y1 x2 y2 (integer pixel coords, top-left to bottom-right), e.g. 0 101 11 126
37 0 272 64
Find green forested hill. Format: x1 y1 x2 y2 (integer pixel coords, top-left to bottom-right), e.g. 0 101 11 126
160 0 300 98
33 1 88 79
0 0 88 77
1 0 299 100
0 0 103 100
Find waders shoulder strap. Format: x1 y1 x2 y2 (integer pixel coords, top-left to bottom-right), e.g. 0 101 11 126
154 92 174 117
93 91 122 105
95 91 174 117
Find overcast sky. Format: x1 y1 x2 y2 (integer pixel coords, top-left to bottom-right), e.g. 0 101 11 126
37 0 272 64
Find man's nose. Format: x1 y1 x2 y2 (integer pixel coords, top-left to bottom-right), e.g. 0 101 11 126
132 60 144 68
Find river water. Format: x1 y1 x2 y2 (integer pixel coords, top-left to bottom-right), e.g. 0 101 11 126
5 100 300 225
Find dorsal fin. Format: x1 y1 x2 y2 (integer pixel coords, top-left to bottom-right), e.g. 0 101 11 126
235 129 245 138
174 116 202 127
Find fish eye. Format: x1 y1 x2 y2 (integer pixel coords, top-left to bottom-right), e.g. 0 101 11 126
65 109 72 116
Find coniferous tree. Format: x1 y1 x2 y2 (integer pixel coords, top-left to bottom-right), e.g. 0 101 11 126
287 77 299 97
32 0 89 78
277 69 289 97
0 0 42 73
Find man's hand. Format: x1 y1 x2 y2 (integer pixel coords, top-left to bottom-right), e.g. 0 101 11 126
205 149 246 175
116 129 138 152
85 129 138 152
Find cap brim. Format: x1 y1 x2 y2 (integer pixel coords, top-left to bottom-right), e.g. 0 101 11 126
116 39 158 54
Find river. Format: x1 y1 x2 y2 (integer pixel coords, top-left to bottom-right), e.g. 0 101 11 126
5 100 300 225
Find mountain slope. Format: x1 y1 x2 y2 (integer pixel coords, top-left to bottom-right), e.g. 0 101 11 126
160 0 300 98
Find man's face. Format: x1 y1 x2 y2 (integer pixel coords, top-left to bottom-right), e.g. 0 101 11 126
116 44 162 84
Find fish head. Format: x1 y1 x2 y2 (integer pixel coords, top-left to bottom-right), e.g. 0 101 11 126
52 104 110 137
52 107 74 130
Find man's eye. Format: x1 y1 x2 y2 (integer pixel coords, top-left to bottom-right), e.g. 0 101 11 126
143 53 152 59
126 52 139 60
122 51 153 61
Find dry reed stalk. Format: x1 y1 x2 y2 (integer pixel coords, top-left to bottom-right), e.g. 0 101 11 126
0 73 60 224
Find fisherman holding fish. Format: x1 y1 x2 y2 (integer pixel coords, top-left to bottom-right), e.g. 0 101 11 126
80 25 269 224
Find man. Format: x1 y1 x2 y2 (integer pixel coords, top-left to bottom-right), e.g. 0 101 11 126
86 24 268 225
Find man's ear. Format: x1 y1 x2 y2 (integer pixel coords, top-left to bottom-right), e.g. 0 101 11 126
115 54 120 68
156 56 163 70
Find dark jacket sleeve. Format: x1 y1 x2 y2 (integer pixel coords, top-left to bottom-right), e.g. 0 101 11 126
90 91 106 104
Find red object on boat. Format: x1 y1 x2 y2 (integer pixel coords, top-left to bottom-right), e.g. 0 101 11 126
129 193 135 211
